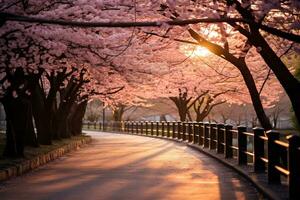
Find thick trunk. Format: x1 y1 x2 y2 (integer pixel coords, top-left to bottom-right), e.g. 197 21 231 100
3 119 19 157
2 98 28 157
69 101 87 136
55 101 74 138
31 85 52 144
24 102 38 147
112 110 123 122
50 98 60 140
196 113 206 122
170 96 189 122
55 113 70 138
239 64 272 130
112 105 125 122
195 107 210 122
178 107 187 121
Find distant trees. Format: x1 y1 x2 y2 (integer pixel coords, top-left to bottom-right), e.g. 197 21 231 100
193 92 227 122
111 104 126 122
85 100 103 122
169 88 197 121
169 88 227 122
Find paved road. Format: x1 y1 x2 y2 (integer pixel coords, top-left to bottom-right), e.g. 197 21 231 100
0 132 260 200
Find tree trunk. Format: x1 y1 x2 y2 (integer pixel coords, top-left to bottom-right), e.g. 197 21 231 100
69 101 87 136
2 97 27 157
239 63 273 130
159 114 167 121
169 96 189 122
56 113 70 138
112 106 125 122
196 113 205 122
31 85 52 144
55 100 75 138
24 101 38 147
178 107 187 121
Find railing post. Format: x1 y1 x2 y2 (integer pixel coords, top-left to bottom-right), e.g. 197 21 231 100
128 121 131 133
172 122 176 139
131 121 134 134
136 121 139 134
210 123 217 150
167 122 170 137
127 121 130 133
156 121 159 136
188 122 193 143
187 122 190 142
287 135 300 199
151 121 154 136
141 121 144 135
266 130 281 184
178 121 182 140
217 124 225 154
199 122 204 146
253 127 265 172
145 121 148 135
134 121 137 134
87 122 90 129
133 121 136 134
237 126 247 165
193 122 198 144
185 122 188 141
188 122 191 142
204 123 209 148
182 122 186 141
225 124 233 158
139 121 142 134
161 121 165 137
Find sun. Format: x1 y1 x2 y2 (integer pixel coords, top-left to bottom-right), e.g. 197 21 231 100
180 45 211 58
193 46 210 57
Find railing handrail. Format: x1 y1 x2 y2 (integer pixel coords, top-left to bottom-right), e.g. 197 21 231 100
85 120 299 199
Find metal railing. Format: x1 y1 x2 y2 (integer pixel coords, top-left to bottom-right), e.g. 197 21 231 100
97 120 300 199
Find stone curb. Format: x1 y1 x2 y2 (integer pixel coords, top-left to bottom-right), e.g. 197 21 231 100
112 132 285 200
0 136 92 182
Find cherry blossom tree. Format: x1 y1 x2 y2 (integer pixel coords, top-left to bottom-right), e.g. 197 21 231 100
0 0 298 156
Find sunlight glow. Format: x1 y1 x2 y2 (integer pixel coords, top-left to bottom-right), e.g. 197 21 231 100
193 46 211 57
180 45 211 58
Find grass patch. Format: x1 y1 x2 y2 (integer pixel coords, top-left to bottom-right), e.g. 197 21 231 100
0 133 90 171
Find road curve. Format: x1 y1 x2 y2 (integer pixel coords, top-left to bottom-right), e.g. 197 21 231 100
0 131 260 200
